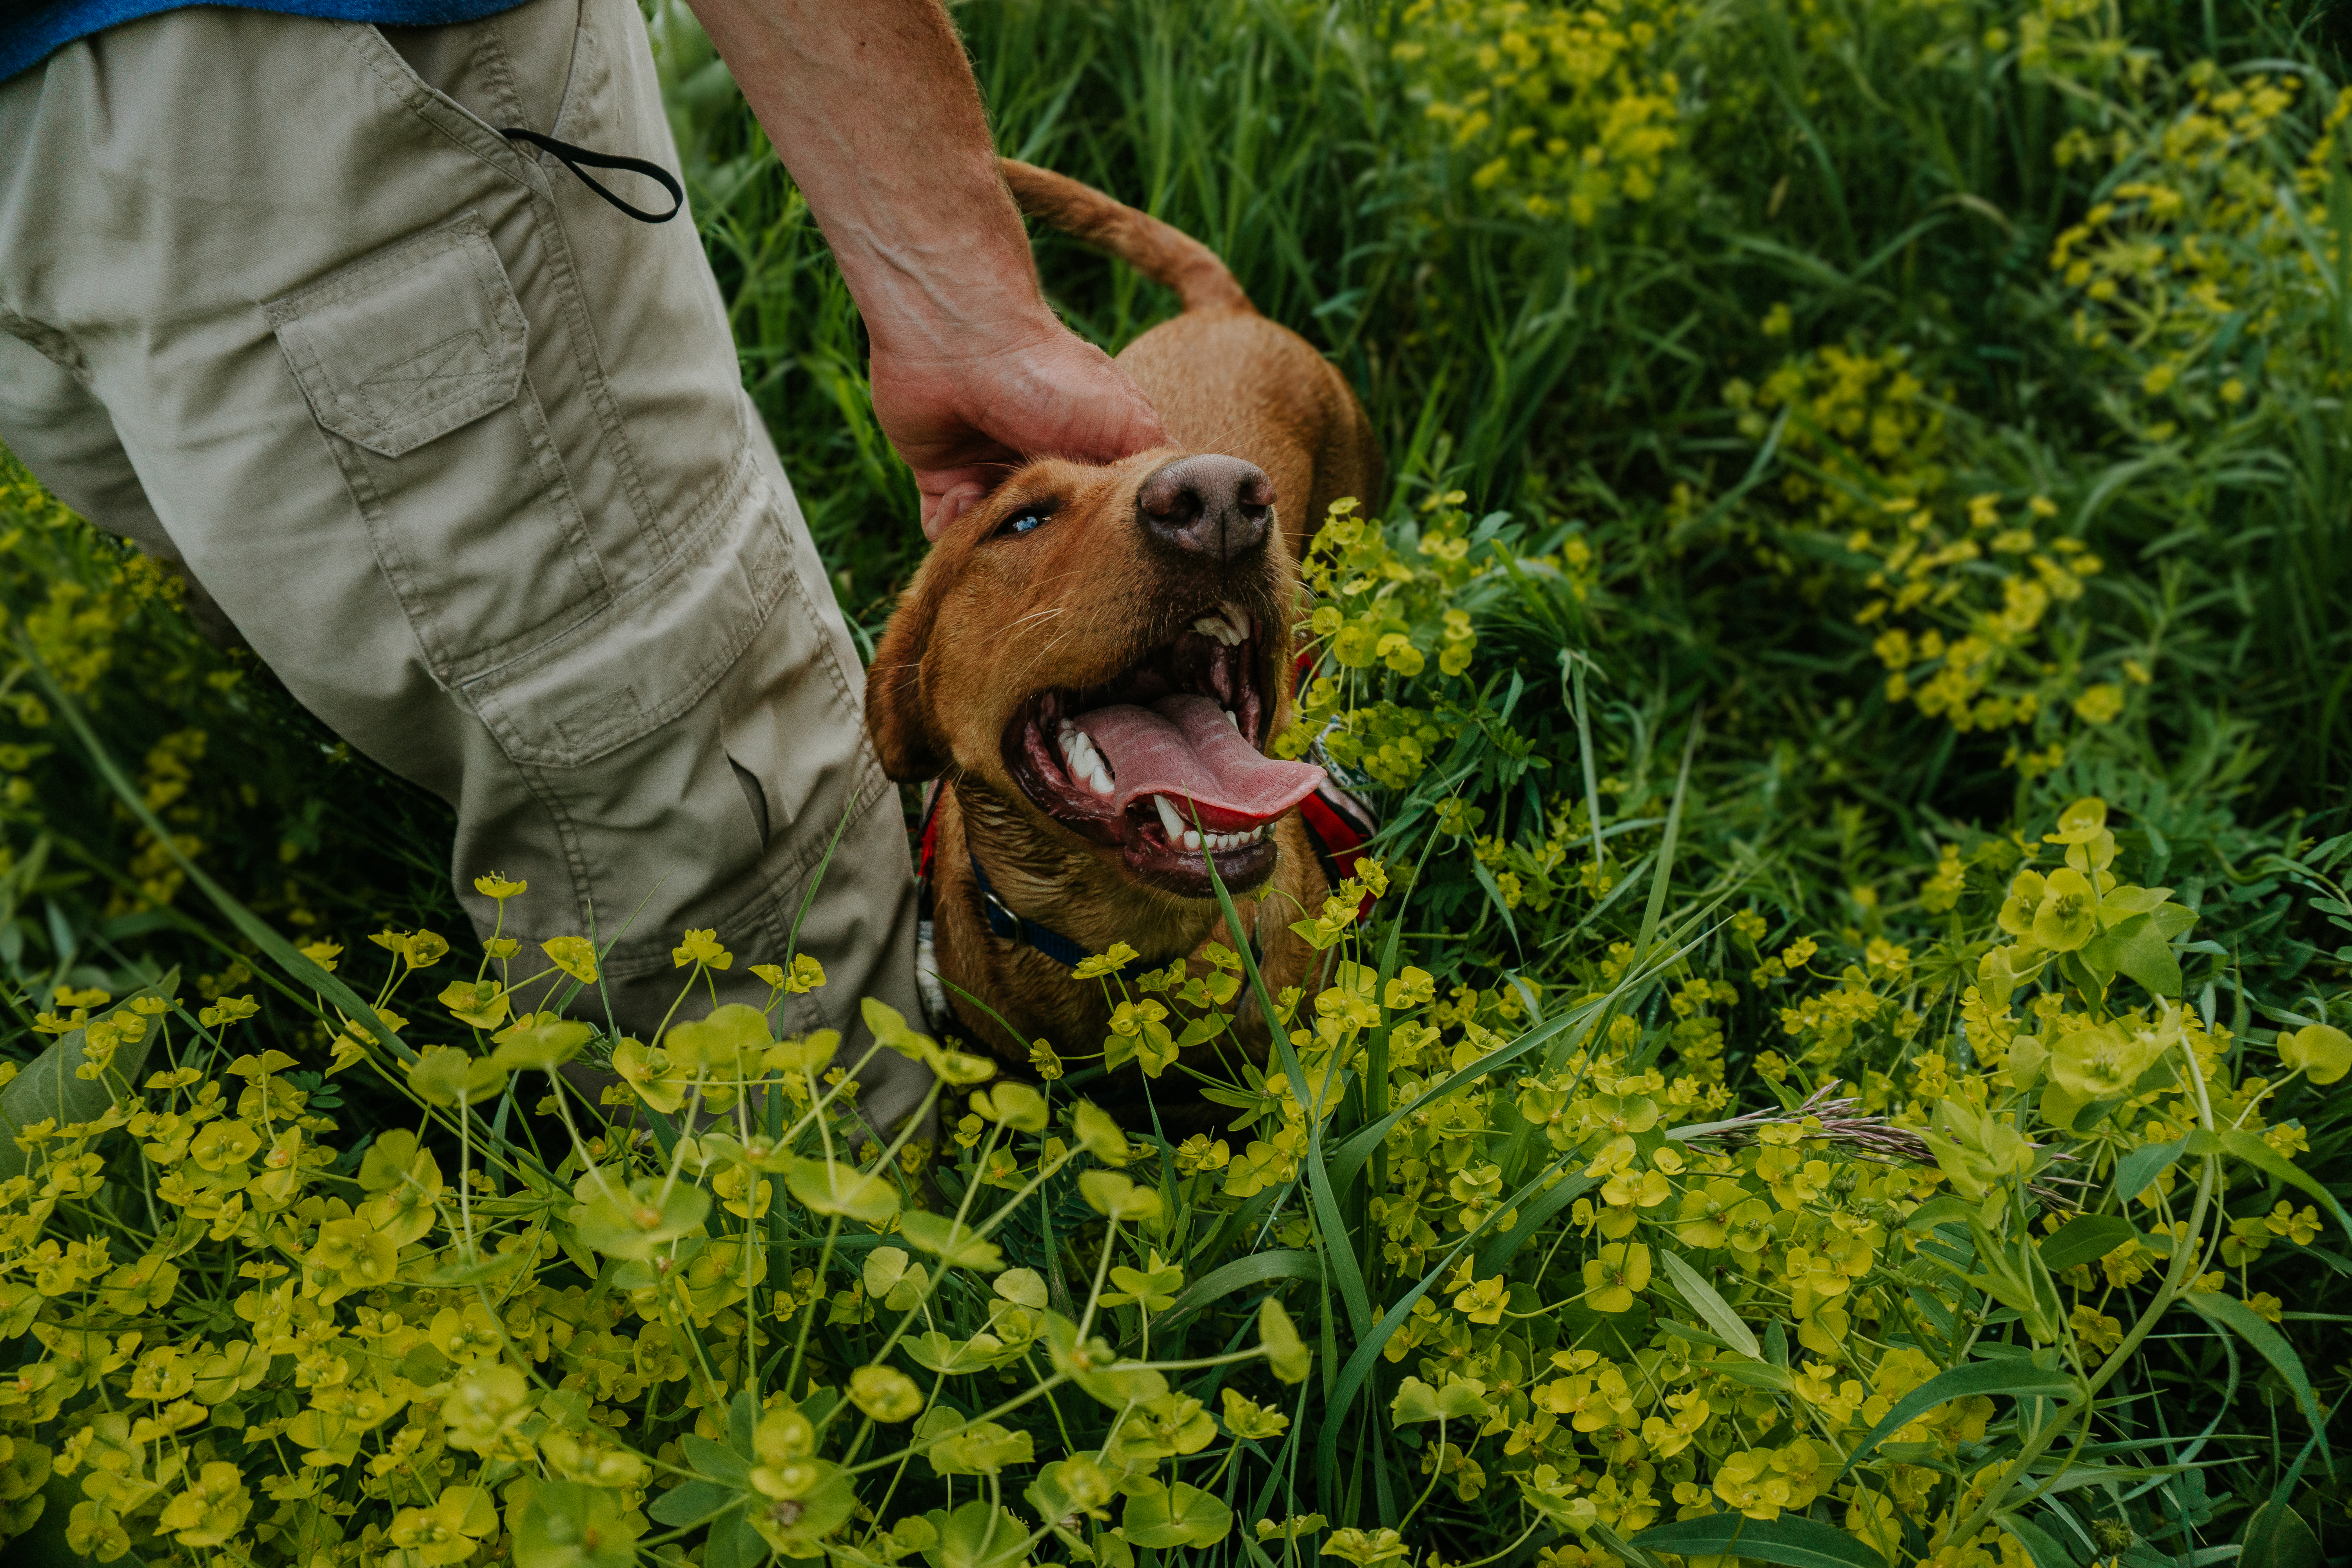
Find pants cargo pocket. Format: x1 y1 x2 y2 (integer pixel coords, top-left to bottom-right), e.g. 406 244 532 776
266 212 608 684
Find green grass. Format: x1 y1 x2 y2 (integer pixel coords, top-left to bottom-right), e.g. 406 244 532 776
0 0 2348 1560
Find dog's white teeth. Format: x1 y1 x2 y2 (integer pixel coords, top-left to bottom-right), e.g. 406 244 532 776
1181 829 1201 850
1058 728 1117 796
1223 708 1241 733
1152 795 1186 841
1223 602 1253 642
1193 613 1241 646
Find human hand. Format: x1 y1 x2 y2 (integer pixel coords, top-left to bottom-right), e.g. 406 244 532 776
870 319 1167 539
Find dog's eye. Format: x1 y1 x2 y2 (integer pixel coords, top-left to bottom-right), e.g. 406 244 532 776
998 505 1055 538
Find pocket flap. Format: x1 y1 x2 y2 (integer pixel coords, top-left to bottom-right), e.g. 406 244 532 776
265 214 526 458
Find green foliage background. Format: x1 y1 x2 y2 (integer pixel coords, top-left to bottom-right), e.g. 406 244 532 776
1 0 2350 1563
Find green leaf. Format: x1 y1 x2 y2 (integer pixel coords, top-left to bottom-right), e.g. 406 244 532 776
1156 1250 1319 1334
1470 860 1524 956
1713 1358 1796 1392
419 1249 530 1287
2241 1501 2323 1568
1122 1481 1233 1549
898 1209 1005 1272
1904 1194 1976 1231
1078 1169 1162 1223
515 1480 641 1568
1259 1297 1311 1384
2038 1214 2136 1270
727 1385 757 1457
407 1044 508 1108
905 1331 998 1375
2181 1292 2327 1431
1387 1376 1490 1423
2112 1138 2187 1204
0 970 176 1181
26 648 422 1081
1996 1513 2080 1568
921 1501 1031 1568
2111 910 2183 997
1834 1358 2076 1481
702 1512 766 1568
681 1433 751 1487
1314 1147 1583 1511
1203 847 1374 1357
487 1014 594 1071
1630 1512 1886 1568
648 1480 741 1527
1476 1171 1598 1273
1389 1377 1441 1422
1657 1248 1760 1359
2216 1129 2352 1238
1044 1313 1169 1408
571 1178 710 1261
924 1420 1034 1476
1587 1524 1667 1568
785 1157 901 1225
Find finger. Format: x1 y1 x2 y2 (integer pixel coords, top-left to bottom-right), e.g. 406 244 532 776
1034 346 1167 463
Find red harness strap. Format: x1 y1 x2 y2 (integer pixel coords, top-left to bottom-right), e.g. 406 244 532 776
916 781 944 885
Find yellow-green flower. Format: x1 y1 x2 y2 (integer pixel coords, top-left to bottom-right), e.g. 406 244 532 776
2279 1023 2350 1084
388 1486 496 1566
848 1365 923 1422
157 1461 250 1548
308 1216 398 1293
439 977 510 1031
671 928 732 970
1582 1242 1651 1313
2031 867 2098 950
542 935 599 983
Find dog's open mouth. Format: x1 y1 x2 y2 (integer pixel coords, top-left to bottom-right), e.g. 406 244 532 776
1003 603 1325 892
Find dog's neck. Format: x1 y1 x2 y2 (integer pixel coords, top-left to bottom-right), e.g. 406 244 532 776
948 775 1243 967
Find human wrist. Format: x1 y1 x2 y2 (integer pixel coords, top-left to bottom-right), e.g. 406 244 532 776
853 264 1064 371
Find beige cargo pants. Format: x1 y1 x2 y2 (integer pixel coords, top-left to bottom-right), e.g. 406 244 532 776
0 0 934 1131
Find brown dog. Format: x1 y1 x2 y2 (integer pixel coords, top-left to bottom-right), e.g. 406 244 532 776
865 162 1382 1098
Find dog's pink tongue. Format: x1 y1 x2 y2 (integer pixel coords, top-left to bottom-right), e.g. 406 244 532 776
1074 694 1324 829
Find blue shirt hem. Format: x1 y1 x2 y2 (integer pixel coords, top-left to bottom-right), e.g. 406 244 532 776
3 0 533 82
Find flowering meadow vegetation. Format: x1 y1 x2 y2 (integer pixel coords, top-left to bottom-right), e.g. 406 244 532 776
2 1 2351 1566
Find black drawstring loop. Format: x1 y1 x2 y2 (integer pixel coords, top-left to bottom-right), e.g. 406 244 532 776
498 128 683 224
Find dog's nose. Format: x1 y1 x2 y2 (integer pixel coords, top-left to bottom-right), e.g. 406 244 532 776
1137 455 1275 563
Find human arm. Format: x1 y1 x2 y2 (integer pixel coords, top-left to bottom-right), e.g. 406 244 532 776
680 0 1167 537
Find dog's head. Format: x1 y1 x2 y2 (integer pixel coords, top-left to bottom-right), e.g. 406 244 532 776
869 451 1323 899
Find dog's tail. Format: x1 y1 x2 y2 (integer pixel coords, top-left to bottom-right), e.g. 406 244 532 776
1000 159 1253 315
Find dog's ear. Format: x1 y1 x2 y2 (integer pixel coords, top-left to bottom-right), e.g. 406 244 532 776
865 566 947 780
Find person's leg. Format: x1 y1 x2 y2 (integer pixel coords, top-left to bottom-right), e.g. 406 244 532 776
0 0 930 1129
0 334 239 642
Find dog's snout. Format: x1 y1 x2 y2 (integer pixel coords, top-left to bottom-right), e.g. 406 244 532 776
1137 455 1275 563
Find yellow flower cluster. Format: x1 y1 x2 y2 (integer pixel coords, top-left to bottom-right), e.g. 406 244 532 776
1723 348 2114 771
0 450 360 932
0 883 1345 1568
2048 45 2352 436
1280 492 1588 797
1390 0 1686 227
0 593 2332 1568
